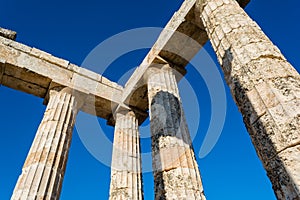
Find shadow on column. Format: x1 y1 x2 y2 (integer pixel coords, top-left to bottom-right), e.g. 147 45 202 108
222 48 300 199
151 90 200 199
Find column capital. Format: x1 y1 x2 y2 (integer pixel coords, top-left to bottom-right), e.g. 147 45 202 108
143 63 174 82
115 109 136 119
143 62 186 84
44 83 87 111
107 104 148 126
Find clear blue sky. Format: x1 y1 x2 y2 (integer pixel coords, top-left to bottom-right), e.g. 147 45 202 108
0 0 299 199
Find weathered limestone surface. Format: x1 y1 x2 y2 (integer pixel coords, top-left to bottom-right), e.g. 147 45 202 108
122 0 249 116
0 27 17 40
196 0 300 199
109 110 143 200
0 36 124 121
147 64 205 200
3 0 300 198
11 87 84 200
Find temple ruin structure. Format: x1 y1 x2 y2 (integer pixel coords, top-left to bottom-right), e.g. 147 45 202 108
0 0 299 199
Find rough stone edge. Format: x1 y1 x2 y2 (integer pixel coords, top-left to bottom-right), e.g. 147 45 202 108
0 27 17 40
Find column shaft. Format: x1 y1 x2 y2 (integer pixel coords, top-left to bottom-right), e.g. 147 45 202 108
109 111 143 200
11 87 80 200
197 0 300 199
147 65 206 200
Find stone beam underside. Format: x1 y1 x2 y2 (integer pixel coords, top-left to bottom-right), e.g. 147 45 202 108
0 36 123 121
0 0 249 124
122 0 249 113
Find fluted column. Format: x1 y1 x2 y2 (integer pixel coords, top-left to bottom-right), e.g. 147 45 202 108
147 64 206 200
11 87 83 200
196 0 300 199
109 110 143 200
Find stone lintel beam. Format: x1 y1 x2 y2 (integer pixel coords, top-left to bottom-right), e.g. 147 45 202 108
0 27 17 40
0 36 125 121
122 0 250 116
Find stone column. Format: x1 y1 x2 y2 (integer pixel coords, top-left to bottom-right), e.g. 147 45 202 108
146 64 206 200
11 87 83 200
196 0 300 199
109 110 143 200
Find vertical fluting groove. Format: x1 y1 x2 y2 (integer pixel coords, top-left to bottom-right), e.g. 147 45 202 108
46 94 75 198
120 115 124 189
109 111 143 200
131 117 134 199
22 95 61 195
166 70 190 198
126 116 130 197
170 70 201 199
11 88 80 200
22 92 65 199
123 115 127 191
136 117 143 199
147 66 205 199
131 118 134 200
131 116 136 199
163 70 185 189
36 92 70 198
198 0 300 199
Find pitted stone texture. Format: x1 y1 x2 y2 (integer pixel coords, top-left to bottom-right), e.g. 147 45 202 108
147 65 205 200
109 111 143 200
0 27 17 40
11 87 81 200
198 0 300 198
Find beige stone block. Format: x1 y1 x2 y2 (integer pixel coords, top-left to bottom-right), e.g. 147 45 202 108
278 145 300 192
246 88 267 124
14 53 73 86
101 75 123 90
72 65 101 81
8 41 32 53
0 28 17 40
49 55 69 68
250 109 299 161
0 36 12 45
96 83 122 103
269 100 300 123
160 167 203 191
254 82 280 108
244 58 294 84
30 47 45 58
0 43 21 61
214 25 225 41
215 0 224 7
71 73 98 94
269 76 300 103
266 145 300 199
227 16 241 29
207 1 218 11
